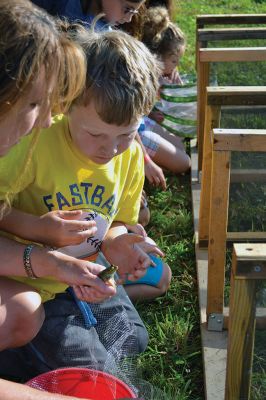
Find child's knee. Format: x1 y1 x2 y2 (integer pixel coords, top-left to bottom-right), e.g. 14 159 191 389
174 152 191 174
9 291 44 347
157 262 172 294
138 205 150 226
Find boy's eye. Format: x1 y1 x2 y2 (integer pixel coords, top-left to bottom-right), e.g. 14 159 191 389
87 131 101 137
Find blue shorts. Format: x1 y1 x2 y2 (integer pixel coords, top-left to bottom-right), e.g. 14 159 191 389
124 254 164 287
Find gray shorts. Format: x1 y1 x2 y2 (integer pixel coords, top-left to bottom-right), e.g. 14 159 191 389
0 271 148 382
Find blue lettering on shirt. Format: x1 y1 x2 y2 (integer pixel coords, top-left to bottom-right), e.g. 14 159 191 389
80 182 92 204
43 195 54 212
91 185 104 206
101 194 115 214
42 182 116 215
56 192 71 209
69 184 83 206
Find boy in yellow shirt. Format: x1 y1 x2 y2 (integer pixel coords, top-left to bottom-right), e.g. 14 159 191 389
0 27 170 380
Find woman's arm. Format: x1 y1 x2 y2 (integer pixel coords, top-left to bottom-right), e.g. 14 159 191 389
0 378 90 400
0 236 116 302
0 207 97 247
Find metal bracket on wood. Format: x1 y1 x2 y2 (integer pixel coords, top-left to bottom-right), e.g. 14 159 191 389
208 313 224 331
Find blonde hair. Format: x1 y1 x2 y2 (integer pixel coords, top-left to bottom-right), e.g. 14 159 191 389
0 0 87 217
71 27 161 125
0 0 86 118
142 6 185 58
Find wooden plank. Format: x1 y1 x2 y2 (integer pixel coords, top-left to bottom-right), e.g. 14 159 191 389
198 27 266 42
207 86 266 106
191 140 227 400
200 47 266 63
230 169 266 183
207 150 231 317
197 61 210 169
234 243 266 259
227 232 266 241
197 14 266 28
223 307 266 330
235 260 266 279
213 128 266 151
225 266 256 399
198 106 220 245
199 231 266 248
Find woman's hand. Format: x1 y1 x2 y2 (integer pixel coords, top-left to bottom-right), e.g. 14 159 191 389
33 248 116 302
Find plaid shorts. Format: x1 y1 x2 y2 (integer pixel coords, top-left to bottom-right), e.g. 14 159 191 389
138 117 162 157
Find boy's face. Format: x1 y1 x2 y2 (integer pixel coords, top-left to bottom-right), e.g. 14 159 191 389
162 45 185 76
68 101 140 164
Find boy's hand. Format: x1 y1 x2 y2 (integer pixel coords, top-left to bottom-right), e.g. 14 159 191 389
125 223 147 237
38 210 97 247
101 233 164 281
144 158 167 190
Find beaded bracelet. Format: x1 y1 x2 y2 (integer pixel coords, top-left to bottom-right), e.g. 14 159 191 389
23 244 37 279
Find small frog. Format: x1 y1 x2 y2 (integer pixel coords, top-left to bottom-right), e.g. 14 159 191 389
98 264 118 282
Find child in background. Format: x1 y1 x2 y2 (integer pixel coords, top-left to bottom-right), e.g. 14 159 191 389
31 0 146 29
0 27 171 380
137 5 191 190
142 6 185 85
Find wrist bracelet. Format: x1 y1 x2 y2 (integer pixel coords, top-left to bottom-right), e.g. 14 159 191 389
23 244 38 279
144 153 151 164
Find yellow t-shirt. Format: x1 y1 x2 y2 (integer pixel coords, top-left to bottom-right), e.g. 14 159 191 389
0 115 144 301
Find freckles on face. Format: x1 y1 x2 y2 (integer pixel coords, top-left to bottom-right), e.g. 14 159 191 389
0 104 37 156
0 67 52 156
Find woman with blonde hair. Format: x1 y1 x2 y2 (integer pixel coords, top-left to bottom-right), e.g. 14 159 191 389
0 2 116 393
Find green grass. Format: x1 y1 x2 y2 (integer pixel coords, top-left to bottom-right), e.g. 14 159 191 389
135 1 266 398
137 174 203 400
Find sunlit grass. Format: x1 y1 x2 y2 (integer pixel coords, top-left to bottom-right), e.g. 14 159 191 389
136 1 266 398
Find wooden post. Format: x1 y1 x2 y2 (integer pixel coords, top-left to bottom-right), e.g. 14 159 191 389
197 60 210 170
225 247 256 399
198 104 220 247
225 243 266 399
207 149 230 318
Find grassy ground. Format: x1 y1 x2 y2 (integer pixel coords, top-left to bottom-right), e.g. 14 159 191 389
136 1 266 399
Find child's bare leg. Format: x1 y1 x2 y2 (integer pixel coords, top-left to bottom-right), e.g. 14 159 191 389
0 277 44 350
153 123 185 150
152 134 191 174
124 262 172 302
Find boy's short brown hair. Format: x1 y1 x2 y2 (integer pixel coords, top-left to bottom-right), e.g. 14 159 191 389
72 27 162 125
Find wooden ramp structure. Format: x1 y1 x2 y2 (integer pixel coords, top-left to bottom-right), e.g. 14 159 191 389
191 14 266 399
191 139 227 400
